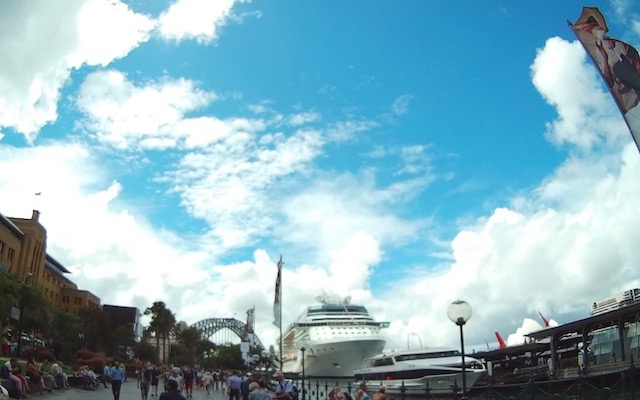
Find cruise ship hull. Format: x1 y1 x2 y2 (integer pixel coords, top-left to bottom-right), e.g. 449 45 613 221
283 337 386 377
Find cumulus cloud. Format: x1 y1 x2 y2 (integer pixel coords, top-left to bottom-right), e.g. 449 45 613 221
0 0 153 141
77 70 218 150
166 128 326 250
531 37 632 150
158 0 239 44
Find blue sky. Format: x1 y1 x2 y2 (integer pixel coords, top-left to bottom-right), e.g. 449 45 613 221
1 0 640 352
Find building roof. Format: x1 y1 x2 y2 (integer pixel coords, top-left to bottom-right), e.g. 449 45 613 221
473 341 550 360
527 302 640 340
103 305 140 327
0 212 24 237
45 253 71 274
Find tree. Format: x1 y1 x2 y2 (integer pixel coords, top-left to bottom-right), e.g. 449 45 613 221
0 272 18 340
144 301 176 363
214 344 245 370
77 305 112 352
16 280 49 355
111 325 136 359
134 341 157 363
49 309 81 364
178 327 201 366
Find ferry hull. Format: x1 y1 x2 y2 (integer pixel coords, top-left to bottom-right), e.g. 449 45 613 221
283 338 386 377
358 370 486 395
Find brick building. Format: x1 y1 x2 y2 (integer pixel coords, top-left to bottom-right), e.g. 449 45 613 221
0 209 101 314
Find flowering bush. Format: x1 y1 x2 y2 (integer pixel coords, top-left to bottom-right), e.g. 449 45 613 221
22 345 55 362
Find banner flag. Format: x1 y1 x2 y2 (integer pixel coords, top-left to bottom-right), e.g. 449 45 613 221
272 256 283 328
570 7 640 153
246 306 255 333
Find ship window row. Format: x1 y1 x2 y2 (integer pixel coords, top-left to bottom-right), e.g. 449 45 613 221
315 331 374 337
298 321 384 327
307 305 368 314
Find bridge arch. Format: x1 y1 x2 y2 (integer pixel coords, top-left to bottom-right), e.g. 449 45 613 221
191 318 264 349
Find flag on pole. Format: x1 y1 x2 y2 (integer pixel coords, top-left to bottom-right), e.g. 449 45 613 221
246 306 255 333
273 256 283 328
570 7 640 154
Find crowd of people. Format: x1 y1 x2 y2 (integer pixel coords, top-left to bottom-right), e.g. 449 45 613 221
3 358 387 400
127 364 270 400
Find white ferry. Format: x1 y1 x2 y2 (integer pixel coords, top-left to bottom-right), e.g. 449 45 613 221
353 348 486 394
280 295 389 377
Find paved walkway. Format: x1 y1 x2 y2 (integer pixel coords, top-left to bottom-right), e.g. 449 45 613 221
25 382 231 400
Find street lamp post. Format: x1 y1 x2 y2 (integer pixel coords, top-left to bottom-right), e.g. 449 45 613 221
261 350 271 372
447 300 473 397
297 341 308 400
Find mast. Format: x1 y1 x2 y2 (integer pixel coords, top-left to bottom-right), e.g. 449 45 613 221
273 255 284 369
279 257 283 369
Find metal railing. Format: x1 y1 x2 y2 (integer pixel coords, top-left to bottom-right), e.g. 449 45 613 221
286 361 640 400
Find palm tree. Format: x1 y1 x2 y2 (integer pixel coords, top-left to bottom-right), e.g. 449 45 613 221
145 301 176 363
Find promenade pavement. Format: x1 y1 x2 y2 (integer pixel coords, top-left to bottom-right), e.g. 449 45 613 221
26 382 233 400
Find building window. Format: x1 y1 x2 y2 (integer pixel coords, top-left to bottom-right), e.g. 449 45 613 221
62 296 69 304
7 248 14 261
0 241 4 255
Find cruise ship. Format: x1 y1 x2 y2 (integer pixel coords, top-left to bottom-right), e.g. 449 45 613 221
280 295 389 377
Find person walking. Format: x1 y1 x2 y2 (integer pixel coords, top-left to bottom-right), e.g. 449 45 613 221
183 367 195 398
103 363 112 388
248 382 270 400
240 373 252 400
227 370 242 400
139 363 152 400
110 361 125 400
151 365 161 397
160 379 187 400
271 371 293 400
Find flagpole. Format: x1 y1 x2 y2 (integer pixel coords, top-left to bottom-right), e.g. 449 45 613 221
273 255 284 370
279 256 283 370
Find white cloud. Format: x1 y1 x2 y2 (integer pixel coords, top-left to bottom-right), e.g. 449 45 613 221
288 111 321 127
391 94 413 116
0 0 153 141
531 37 628 149
158 0 239 44
280 171 429 266
77 70 218 150
69 0 155 68
167 128 325 250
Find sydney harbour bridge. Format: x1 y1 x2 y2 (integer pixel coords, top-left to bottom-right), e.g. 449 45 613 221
190 317 265 350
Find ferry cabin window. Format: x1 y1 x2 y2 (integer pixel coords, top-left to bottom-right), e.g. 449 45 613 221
394 351 460 362
371 357 394 367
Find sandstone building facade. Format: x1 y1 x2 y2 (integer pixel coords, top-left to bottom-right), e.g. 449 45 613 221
0 209 101 315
